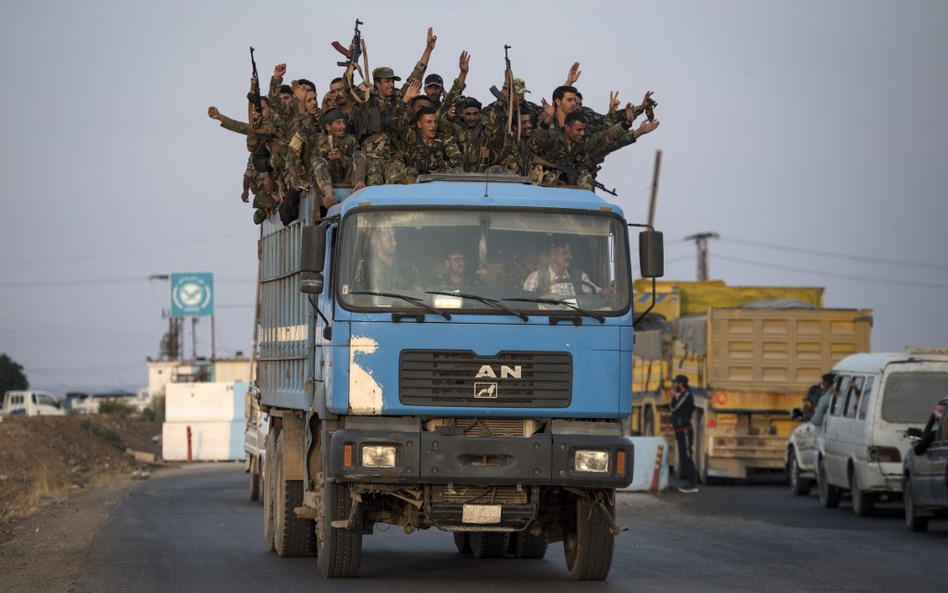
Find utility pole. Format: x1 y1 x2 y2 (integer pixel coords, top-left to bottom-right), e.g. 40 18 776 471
684 232 719 281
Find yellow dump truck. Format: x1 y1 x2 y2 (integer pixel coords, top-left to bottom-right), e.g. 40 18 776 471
630 280 872 483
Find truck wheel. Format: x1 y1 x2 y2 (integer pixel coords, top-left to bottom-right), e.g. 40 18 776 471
316 480 363 578
818 459 840 509
903 478 929 533
789 453 812 496
512 530 548 559
564 493 615 580
453 532 472 554
470 532 509 559
274 431 315 557
249 456 261 502
263 429 278 551
850 470 875 517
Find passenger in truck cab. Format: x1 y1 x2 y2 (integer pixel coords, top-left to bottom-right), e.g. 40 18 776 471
522 237 613 296
364 226 421 292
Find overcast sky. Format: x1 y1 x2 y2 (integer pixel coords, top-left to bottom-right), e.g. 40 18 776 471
1 0 946 394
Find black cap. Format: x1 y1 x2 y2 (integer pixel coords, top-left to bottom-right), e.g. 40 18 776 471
424 73 444 87
673 374 689 385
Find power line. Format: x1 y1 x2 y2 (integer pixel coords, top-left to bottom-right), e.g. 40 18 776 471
0 277 255 289
713 253 948 290
0 230 253 269
722 235 948 270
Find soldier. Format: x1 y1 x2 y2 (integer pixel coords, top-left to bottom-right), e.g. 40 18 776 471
534 101 660 191
423 73 444 108
550 85 580 129
311 109 367 211
402 106 463 181
448 98 489 172
432 248 483 288
483 77 540 130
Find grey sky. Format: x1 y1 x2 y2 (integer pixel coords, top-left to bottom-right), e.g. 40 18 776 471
1 0 946 393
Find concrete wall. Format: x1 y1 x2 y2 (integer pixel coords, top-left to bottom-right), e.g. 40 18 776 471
162 382 248 461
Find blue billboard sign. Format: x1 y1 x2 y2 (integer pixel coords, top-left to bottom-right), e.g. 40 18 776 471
170 272 214 317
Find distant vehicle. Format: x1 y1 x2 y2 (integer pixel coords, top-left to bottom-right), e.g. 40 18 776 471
817 350 948 516
786 406 820 496
63 391 89 411
71 390 138 414
903 398 948 532
1 390 65 416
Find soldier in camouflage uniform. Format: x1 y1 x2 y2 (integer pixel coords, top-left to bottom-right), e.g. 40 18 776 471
311 109 367 210
483 77 540 129
402 107 463 181
446 98 489 172
207 102 280 214
534 102 660 190
344 28 439 185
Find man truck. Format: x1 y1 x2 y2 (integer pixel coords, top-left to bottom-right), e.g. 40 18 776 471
251 174 663 579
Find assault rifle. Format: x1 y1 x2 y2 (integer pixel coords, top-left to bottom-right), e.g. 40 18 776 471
331 18 364 67
247 46 262 113
532 155 617 196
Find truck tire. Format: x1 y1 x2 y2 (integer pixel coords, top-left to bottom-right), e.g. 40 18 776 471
249 456 261 502
818 458 840 509
274 431 315 557
789 452 812 496
470 532 509 559
453 532 472 554
263 429 278 551
903 478 929 533
316 480 363 578
512 530 548 559
850 469 875 517
564 493 615 580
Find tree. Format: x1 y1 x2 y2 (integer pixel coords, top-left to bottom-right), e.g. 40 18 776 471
0 353 29 395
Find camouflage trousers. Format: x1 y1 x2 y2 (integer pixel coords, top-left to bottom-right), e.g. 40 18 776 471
486 164 542 185
539 167 594 190
312 152 367 197
366 155 407 185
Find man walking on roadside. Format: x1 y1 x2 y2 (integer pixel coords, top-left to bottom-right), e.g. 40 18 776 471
670 374 699 493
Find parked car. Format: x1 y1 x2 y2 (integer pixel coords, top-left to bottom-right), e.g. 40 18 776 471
1 390 65 416
817 350 948 516
786 400 821 496
902 398 948 532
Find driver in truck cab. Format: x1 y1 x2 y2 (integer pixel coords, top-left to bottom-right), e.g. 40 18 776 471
522 237 614 296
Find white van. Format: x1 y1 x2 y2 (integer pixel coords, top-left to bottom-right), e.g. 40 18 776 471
818 349 948 516
1 390 66 416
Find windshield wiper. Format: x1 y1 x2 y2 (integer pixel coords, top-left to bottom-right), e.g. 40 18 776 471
501 297 605 324
349 291 451 320
426 291 529 321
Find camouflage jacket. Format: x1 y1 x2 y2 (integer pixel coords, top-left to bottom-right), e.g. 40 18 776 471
534 120 631 175
313 134 360 182
401 133 463 177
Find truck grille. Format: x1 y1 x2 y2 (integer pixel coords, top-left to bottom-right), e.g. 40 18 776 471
399 350 572 408
437 485 529 504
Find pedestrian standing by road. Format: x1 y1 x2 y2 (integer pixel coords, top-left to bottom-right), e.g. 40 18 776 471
670 374 699 493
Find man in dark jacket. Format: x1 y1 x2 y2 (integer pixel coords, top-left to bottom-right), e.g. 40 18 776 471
670 374 698 493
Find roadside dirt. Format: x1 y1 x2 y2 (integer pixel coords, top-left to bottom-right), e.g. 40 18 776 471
0 415 168 592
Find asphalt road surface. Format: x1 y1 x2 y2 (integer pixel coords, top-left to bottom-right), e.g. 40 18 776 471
69 465 947 593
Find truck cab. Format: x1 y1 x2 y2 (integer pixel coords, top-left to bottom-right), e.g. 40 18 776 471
1 390 65 416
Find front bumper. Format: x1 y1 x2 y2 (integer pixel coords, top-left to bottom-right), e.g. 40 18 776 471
328 429 634 489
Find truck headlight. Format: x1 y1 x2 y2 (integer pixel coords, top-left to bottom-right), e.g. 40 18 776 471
574 450 610 473
362 445 397 468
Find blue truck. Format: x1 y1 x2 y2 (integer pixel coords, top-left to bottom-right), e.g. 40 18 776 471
254 174 663 579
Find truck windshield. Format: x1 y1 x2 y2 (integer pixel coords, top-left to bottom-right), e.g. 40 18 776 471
337 208 631 317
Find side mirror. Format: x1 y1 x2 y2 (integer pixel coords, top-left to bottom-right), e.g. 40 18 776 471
301 223 327 274
300 271 324 294
790 408 804 421
906 427 924 440
639 230 664 279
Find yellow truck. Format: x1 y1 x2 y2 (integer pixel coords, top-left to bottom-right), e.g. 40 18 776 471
630 280 872 483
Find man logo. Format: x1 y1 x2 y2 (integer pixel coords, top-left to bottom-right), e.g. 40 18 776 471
475 364 522 379
474 382 498 399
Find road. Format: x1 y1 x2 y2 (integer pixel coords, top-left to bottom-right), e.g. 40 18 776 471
69 465 947 593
